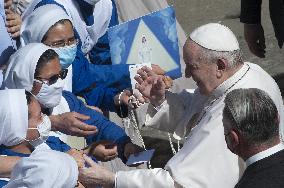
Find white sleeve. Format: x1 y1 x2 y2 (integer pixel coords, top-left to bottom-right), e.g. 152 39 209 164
87 0 112 43
115 168 175 188
145 90 192 134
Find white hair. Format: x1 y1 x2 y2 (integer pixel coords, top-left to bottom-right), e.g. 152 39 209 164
199 47 243 68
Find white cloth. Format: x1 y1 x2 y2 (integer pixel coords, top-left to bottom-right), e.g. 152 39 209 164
22 0 112 54
3 43 69 141
115 62 284 188
0 69 3 89
3 43 52 92
63 65 72 92
4 149 78 188
0 89 28 146
189 23 240 51
246 143 284 167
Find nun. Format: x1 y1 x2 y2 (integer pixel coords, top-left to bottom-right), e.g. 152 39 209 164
0 89 78 187
2 43 142 167
22 0 111 56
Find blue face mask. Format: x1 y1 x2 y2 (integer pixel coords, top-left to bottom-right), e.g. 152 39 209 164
53 44 77 69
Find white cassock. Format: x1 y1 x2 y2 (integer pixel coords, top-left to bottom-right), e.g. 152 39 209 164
115 62 284 188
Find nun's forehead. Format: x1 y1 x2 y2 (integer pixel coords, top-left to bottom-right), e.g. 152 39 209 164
42 19 74 42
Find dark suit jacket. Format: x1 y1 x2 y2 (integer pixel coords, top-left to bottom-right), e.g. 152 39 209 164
240 0 284 48
235 149 284 188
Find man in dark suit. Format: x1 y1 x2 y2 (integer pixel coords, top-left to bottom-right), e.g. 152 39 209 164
223 88 284 188
240 0 284 58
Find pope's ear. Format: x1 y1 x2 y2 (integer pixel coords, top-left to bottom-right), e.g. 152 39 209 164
216 58 228 71
216 58 229 78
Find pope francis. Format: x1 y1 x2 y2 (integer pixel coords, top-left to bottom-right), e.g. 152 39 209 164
78 23 284 188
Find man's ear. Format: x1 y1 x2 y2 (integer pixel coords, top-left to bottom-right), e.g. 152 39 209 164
216 58 228 78
230 130 240 148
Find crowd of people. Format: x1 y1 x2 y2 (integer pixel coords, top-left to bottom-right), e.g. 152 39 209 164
0 0 284 187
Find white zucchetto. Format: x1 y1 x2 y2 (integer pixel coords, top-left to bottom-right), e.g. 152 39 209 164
189 23 239 51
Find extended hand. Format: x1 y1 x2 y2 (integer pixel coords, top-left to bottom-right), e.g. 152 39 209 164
79 155 115 187
244 23 266 58
49 112 98 137
86 140 118 162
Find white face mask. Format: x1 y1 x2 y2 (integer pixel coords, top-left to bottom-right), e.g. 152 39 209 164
35 78 65 108
26 115 51 148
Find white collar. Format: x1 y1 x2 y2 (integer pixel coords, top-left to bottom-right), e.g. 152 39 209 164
245 143 284 167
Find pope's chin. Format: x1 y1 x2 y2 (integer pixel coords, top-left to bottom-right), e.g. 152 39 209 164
198 84 212 96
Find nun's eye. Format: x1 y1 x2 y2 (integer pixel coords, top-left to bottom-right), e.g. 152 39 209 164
49 37 78 48
34 69 68 86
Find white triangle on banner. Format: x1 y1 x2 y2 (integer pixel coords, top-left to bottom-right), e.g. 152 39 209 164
126 20 179 72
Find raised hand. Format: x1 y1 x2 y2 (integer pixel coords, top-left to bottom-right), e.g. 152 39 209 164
151 64 165 75
135 66 166 106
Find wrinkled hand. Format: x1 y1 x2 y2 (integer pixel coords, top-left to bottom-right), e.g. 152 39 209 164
86 140 118 162
67 149 84 168
79 155 115 187
49 112 98 137
162 75 173 89
151 64 165 75
124 142 144 159
135 66 166 106
5 9 22 38
244 23 266 58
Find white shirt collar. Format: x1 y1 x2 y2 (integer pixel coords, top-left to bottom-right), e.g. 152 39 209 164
245 143 284 167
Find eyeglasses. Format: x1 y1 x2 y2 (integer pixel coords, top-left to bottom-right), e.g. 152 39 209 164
48 37 79 48
34 69 68 86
